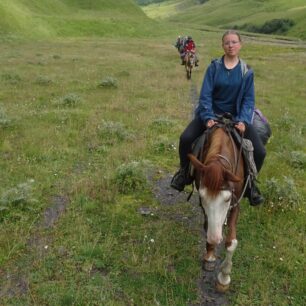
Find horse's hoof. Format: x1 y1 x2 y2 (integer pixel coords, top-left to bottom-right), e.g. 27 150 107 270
203 260 216 271
215 281 230 293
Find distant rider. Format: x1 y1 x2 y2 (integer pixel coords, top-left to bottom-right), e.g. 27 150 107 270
175 36 183 51
175 36 187 63
183 36 199 66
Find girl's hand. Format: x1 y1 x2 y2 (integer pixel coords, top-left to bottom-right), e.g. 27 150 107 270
235 122 246 133
207 119 217 128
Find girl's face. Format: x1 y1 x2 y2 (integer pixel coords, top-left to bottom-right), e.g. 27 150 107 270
222 34 241 57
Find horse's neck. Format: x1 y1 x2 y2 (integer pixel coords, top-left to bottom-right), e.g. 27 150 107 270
202 160 224 197
205 129 238 171
204 129 225 164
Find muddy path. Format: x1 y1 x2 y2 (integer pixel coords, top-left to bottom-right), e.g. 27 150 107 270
0 195 70 299
152 174 229 306
151 81 230 305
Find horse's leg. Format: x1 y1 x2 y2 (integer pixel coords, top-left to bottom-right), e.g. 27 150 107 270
216 206 240 292
203 241 217 271
187 65 191 79
202 213 217 271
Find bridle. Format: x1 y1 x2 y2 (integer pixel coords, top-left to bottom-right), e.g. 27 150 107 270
206 123 245 210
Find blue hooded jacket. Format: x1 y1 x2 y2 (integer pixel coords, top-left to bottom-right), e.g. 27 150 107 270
195 57 255 125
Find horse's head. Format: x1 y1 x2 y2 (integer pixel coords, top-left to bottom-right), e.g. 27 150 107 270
189 154 241 244
188 127 243 245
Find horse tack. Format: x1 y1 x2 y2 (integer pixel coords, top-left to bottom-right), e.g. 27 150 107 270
184 51 195 79
188 123 245 292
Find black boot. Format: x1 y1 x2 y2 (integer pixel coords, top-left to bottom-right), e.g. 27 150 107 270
170 167 193 192
171 168 186 191
246 183 264 206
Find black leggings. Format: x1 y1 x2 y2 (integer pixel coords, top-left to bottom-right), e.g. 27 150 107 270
179 116 266 172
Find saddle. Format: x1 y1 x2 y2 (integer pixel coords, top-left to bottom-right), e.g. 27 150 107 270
188 115 257 184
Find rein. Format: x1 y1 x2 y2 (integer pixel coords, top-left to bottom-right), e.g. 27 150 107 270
188 119 248 209
208 123 245 210
225 127 244 209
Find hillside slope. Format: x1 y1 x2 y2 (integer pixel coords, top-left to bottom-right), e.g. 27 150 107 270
0 0 155 38
142 0 306 39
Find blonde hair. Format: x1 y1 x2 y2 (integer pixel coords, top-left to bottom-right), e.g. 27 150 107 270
222 30 241 42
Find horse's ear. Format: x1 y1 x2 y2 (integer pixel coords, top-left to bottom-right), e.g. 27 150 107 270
224 169 241 183
188 154 206 172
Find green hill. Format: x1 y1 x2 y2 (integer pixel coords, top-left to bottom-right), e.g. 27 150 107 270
0 0 155 38
142 0 306 39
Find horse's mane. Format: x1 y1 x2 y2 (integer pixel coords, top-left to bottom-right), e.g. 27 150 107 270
202 129 228 197
204 129 224 163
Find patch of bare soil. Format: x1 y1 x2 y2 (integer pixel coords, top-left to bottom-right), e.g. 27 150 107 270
152 174 230 306
201 28 306 48
243 35 306 48
0 195 69 299
150 80 231 305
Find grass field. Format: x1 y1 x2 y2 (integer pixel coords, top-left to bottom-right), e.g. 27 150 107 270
0 0 154 39
0 31 305 305
0 1 305 305
142 0 306 40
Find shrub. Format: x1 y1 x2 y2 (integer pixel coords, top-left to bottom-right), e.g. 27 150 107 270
289 151 306 169
54 93 82 107
98 77 118 88
275 112 295 131
151 117 175 129
152 136 177 154
98 120 134 145
116 71 130 77
1 72 22 84
301 123 306 136
0 179 36 211
263 176 302 212
114 161 148 194
0 105 11 127
260 19 295 34
233 19 295 35
35 75 53 86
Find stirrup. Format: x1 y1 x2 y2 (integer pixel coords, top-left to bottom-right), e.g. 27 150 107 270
170 169 186 192
248 183 264 206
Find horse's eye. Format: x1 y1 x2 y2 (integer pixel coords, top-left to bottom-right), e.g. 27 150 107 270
224 196 231 203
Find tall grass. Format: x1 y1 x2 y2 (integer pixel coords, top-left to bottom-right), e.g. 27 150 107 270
0 28 305 306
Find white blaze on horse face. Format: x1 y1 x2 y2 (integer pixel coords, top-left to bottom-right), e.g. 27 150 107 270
200 187 231 245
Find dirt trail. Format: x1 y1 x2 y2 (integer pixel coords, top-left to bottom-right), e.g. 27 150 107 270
0 77 229 305
243 34 306 48
152 83 230 305
201 28 306 48
0 195 69 299
153 175 229 306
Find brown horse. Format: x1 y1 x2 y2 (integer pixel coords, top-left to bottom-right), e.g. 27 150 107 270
188 125 245 292
184 51 195 80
